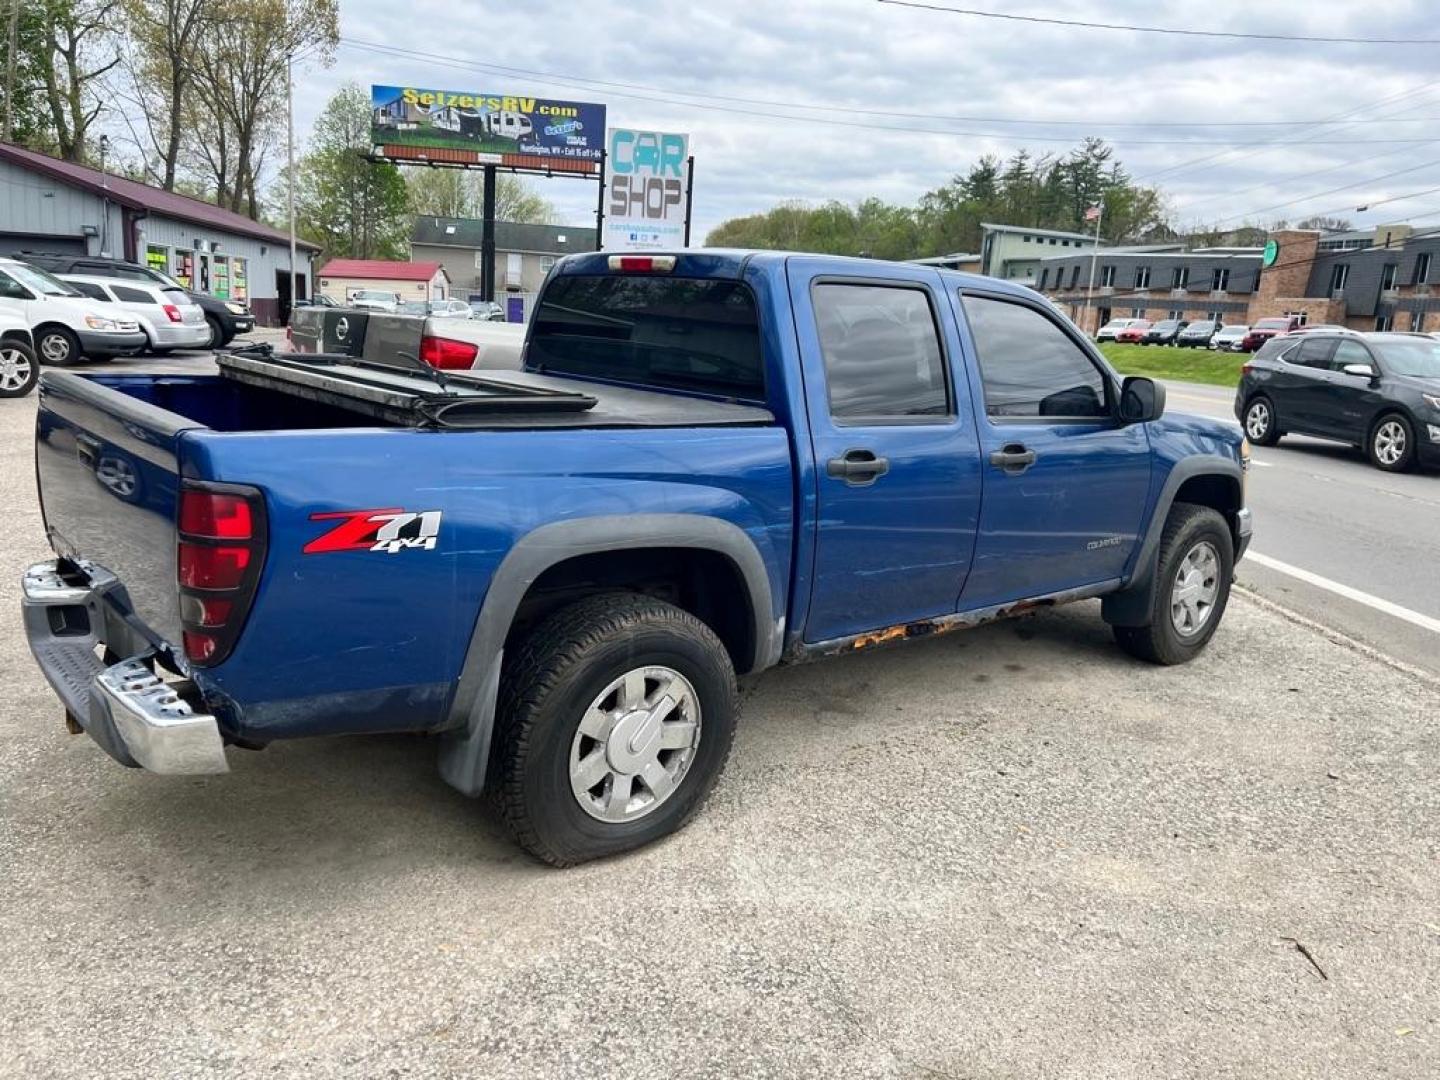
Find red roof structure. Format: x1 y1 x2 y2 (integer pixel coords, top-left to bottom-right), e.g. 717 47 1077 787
318 259 445 282
0 141 319 250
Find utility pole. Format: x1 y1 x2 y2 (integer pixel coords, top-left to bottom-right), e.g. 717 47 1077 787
1082 202 1105 334
5 0 18 142
286 51 298 311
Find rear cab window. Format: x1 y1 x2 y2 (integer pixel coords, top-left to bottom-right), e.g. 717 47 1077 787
527 275 765 402
811 282 950 422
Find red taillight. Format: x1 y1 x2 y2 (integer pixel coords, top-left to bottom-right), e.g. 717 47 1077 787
163 304 183 323
177 483 266 666
607 254 676 273
419 334 479 370
178 542 251 589
180 490 253 539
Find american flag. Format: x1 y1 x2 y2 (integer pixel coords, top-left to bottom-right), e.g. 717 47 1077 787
1084 205 1102 222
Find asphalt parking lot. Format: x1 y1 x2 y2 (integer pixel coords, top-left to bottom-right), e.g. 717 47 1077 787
1 362 1438 1078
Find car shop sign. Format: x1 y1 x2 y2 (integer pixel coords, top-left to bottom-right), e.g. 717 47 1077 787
603 127 691 251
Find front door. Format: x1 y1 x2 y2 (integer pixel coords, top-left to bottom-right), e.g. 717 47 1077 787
788 260 983 643
1317 337 1389 441
953 290 1154 609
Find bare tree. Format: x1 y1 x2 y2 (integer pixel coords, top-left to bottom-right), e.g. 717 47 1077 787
188 0 336 216
38 0 120 162
120 0 214 188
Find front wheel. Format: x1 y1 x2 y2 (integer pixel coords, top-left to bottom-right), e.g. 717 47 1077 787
0 340 38 397
492 593 738 866
1114 503 1235 665
1368 413 1415 472
204 316 225 350
35 326 79 366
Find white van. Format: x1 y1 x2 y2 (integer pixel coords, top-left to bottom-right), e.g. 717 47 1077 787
0 258 145 364
0 311 38 396
60 275 210 353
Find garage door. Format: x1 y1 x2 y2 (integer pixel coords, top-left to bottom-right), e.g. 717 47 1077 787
0 233 87 258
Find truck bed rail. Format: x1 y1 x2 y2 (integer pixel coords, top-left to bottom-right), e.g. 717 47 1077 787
216 348 597 428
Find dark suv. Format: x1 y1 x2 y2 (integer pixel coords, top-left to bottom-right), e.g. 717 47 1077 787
1235 331 1440 472
17 253 254 347
1141 318 1188 346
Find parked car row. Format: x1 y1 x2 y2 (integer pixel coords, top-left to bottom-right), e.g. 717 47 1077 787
1095 314 1367 354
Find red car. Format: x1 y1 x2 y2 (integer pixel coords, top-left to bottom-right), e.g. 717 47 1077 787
1240 316 1303 352
1114 320 1152 343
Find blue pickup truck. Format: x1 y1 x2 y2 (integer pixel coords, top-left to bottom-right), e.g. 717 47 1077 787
24 251 1251 865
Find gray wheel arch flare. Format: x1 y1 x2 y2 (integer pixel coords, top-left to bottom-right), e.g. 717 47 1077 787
1102 456 1245 628
438 513 780 797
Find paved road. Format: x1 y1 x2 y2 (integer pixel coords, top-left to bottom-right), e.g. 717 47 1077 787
1161 381 1440 678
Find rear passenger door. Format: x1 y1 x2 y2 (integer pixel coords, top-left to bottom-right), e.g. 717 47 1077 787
1274 337 1336 434
954 290 1153 609
788 261 983 644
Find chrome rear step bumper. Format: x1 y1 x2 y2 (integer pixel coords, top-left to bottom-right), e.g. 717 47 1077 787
22 560 228 774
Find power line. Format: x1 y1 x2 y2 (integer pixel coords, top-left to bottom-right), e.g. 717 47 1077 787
1206 161 1440 228
339 39 1440 147
875 1 1440 46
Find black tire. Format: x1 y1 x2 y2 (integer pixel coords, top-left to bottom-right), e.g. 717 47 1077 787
1367 412 1415 473
204 317 225 350
493 593 738 867
35 325 80 366
0 339 38 397
1113 503 1234 665
1242 395 1281 446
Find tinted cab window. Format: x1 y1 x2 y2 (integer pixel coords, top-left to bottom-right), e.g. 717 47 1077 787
961 295 1108 418
812 284 949 421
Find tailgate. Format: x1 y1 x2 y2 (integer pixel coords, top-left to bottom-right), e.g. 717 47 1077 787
35 372 202 646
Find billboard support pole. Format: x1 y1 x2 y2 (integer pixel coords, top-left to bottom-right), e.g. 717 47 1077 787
682 155 695 247
481 165 497 302
594 149 607 251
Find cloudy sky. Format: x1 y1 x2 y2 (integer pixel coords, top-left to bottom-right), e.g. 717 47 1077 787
300 0 1440 241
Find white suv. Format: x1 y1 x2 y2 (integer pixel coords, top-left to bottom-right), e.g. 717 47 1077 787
61 275 210 353
0 258 144 364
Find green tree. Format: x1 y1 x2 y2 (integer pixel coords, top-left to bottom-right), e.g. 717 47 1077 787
2 4 60 147
291 83 410 259
405 168 555 224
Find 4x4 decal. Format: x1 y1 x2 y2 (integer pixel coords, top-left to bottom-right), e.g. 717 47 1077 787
304 508 442 554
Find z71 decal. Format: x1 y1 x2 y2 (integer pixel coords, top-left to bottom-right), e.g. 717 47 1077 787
304 508 443 555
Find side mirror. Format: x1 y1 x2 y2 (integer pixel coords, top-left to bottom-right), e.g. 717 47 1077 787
1342 363 1377 381
1120 375 1166 423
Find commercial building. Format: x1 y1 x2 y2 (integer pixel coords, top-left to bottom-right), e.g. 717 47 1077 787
0 141 318 325
979 222 1102 285
411 218 597 300
316 259 450 304
1035 223 1440 335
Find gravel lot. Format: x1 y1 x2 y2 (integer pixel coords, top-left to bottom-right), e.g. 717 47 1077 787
1 379 1437 1078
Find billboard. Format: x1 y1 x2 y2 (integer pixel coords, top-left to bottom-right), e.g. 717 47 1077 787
602 127 691 252
371 85 606 173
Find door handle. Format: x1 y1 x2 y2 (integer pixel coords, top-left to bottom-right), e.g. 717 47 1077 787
827 448 889 486
989 443 1037 474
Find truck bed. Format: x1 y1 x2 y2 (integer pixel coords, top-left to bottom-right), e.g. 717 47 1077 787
214 351 776 430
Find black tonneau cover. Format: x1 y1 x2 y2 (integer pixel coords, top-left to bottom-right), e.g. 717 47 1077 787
215 350 774 430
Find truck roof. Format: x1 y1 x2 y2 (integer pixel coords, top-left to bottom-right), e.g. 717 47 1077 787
550 249 1043 301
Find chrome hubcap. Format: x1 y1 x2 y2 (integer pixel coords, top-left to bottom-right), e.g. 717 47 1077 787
39 335 69 363
0 348 31 389
1375 421 1406 465
1171 541 1220 638
569 665 701 823
1245 401 1270 440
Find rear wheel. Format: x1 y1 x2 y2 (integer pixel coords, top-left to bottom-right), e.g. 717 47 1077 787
1243 395 1280 446
0 340 38 397
1368 413 1415 472
35 326 79 366
493 593 738 866
1114 503 1234 665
